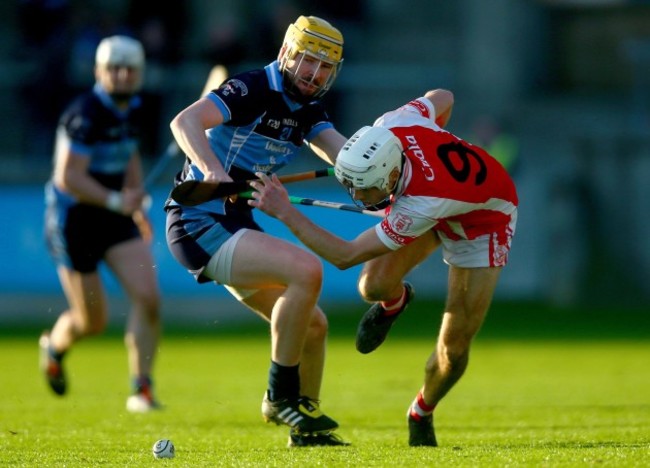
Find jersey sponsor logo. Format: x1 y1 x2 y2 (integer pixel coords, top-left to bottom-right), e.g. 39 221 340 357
265 141 291 154
405 99 430 118
222 79 248 96
282 118 298 127
253 163 274 172
405 135 435 181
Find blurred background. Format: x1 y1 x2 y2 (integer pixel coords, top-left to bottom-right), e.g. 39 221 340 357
1 0 649 327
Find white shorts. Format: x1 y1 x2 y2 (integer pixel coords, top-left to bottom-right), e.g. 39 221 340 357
440 211 517 268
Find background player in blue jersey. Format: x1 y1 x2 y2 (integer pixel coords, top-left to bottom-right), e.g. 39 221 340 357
165 16 348 447
41 35 162 413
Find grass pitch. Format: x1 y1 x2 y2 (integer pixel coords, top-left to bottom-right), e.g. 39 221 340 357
1 301 649 466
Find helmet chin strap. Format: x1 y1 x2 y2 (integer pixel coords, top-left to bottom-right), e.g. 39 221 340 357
366 197 391 211
345 186 392 212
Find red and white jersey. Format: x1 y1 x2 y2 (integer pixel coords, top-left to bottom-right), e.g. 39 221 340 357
374 97 519 253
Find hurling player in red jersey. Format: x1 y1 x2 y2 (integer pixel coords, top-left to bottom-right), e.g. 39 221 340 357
249 88 519 447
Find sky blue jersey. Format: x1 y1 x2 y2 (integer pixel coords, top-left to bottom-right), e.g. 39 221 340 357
169 61 335 215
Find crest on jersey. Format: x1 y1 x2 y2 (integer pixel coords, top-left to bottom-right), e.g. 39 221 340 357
221 79 248 97
392 212 413 233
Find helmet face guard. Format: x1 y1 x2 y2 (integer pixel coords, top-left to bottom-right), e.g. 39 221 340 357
340 180 393 211
335 126 404 210
279 16 343 101
281 51 341 101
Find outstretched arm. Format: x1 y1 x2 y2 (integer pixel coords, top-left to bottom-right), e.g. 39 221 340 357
248 173 391 269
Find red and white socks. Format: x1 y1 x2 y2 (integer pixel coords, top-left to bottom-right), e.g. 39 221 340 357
381 284 407 316
408 390 436 421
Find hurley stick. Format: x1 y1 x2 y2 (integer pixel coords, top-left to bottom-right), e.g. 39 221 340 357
286 195 386 218
171 168 334 206
238 191 385 218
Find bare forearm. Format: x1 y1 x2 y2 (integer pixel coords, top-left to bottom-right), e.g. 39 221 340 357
172 124 226 177
425 89 454 127
250 172 390 267
124 153 144 189
55 167 113 207
308 128 348 165
277 206 358 270
170 103 229 180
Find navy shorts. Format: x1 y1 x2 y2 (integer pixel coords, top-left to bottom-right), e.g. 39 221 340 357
45 203 140 273
165 205 262 283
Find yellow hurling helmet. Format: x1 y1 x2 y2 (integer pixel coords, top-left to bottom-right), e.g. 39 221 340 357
279 16 344 101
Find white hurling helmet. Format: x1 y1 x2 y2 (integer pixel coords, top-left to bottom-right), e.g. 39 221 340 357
335 126 403 208
95 35 145 69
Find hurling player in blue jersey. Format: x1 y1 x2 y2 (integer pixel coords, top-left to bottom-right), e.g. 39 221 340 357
41 36 162 413
165 16 348 446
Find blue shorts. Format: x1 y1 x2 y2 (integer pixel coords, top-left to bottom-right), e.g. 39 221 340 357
165 205 263 283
